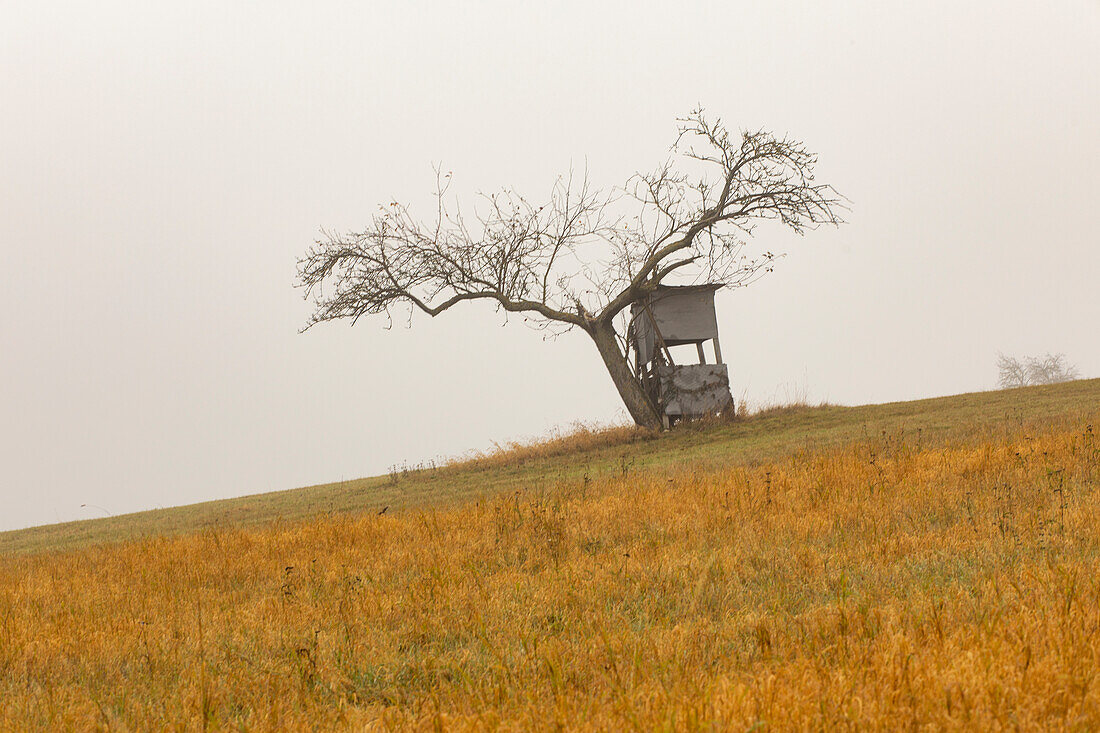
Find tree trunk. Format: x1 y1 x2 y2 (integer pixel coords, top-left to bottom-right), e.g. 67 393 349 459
589 321 663 430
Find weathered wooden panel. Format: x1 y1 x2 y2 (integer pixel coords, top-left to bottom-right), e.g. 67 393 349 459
630 285 720 364
656 364 734 417
630 311 658 366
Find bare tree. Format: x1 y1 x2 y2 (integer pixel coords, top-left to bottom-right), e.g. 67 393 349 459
998 352 1080 389
297 109 845 429
996 353 1030 389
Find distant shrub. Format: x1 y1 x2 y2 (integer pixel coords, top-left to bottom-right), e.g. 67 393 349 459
997 352 1079 389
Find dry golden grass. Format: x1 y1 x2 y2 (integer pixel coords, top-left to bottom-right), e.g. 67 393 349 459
462 421 656 471
2 403 1099 729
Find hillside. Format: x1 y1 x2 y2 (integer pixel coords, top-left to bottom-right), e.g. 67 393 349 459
3 379 1097 557
1 379 1098 729
2 379 1099 729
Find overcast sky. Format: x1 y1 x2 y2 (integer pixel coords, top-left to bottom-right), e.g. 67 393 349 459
2 1 1097 532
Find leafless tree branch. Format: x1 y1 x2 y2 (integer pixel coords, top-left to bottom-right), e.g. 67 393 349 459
296 109 846 426
297 108 844 336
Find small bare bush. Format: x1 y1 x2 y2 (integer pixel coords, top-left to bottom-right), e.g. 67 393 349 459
998 352 1079 389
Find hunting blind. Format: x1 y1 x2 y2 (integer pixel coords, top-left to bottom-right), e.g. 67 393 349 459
629 284 735 427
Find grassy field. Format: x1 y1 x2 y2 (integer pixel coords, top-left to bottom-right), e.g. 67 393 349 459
1 379 1099 729
3 378 1096 557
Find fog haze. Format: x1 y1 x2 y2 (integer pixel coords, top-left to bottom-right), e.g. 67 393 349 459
2 1 1098 531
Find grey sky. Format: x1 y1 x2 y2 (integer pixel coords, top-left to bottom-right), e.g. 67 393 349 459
2 1 1097 532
